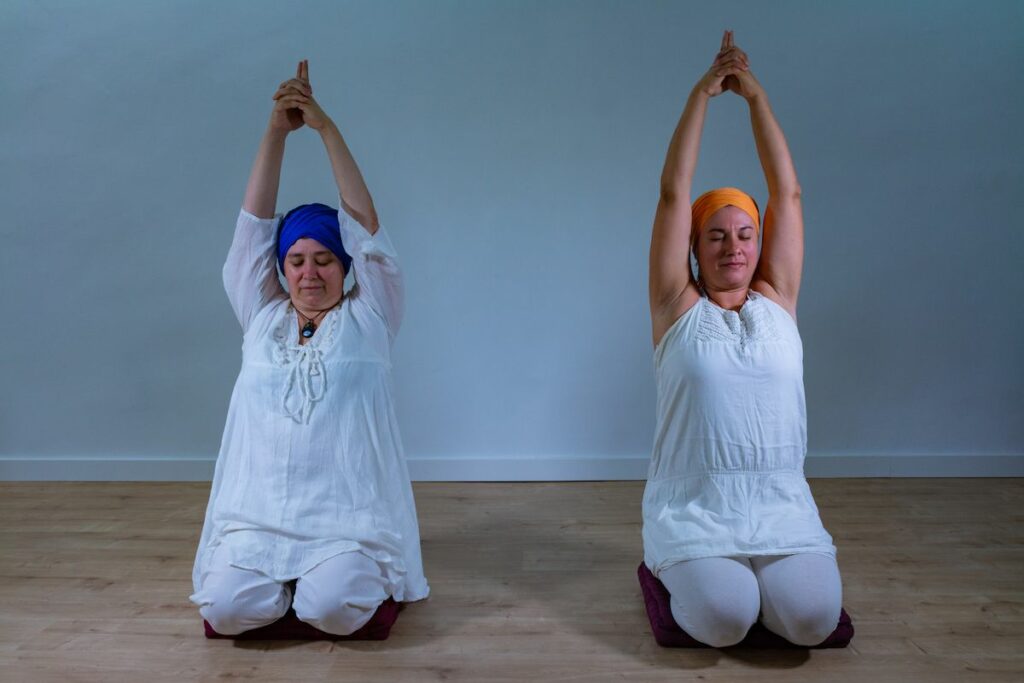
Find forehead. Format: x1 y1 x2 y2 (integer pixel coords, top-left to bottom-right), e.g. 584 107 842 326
705 205 755 229
285 238 331 257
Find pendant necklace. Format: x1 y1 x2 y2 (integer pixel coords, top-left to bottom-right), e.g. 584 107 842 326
295 300 341 339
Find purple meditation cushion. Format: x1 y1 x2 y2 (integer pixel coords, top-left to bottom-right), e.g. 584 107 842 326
203 597 401 641
637 562 854 648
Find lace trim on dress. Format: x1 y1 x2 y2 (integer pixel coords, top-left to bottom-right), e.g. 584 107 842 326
694 293 781 347
272 304 341 423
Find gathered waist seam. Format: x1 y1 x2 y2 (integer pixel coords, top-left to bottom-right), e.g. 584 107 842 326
647 468 804 483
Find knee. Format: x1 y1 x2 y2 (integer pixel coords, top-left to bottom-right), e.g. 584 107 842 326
200 600 251 636
776 604 841 646
293 596 381 636
198 581 290 635
670 598 758 648
200 594 287 635
292 552 390 636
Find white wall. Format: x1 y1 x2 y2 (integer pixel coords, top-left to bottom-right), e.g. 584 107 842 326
2 0 1022 479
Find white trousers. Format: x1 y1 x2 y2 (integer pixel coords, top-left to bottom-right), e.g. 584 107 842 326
195 546 390 636
659 553 842 647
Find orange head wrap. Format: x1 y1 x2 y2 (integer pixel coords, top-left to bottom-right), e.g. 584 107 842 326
690 187 760 249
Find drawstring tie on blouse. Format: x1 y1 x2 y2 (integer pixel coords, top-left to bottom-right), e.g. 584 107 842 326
281 346 326 424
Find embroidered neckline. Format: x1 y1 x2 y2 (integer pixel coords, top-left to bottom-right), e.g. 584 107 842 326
695 292 780 347
271 302 343 423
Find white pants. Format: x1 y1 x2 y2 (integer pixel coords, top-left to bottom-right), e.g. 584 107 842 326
196 546 390 636
659 553 842 647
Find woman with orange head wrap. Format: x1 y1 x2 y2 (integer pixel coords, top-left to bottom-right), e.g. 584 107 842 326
643 31 842 648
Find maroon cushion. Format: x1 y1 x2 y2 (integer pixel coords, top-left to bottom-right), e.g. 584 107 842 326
203 597 401 641
638 562 854 648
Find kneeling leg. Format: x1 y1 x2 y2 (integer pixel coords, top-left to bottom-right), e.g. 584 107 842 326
751 553 843 646
195 557 291 635
659 556 760 647
292 551 390 636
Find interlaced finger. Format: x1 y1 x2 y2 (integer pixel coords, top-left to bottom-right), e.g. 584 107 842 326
715 46 747 63
715 58 748 75
275 88 308 101
278 78 312 94
275 94 309 109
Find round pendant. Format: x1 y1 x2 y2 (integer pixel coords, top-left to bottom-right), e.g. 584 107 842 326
301 321 316 338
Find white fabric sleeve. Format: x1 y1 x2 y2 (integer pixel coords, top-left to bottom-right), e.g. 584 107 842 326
222 207 286 332
337 197 404 338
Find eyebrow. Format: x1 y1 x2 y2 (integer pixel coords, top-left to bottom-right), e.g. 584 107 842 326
288 251 334 258
708 226 754 232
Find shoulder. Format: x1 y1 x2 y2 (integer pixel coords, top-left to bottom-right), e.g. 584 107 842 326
651 284 701 348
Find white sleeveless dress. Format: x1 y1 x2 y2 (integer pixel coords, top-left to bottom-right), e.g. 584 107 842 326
642 291 836 576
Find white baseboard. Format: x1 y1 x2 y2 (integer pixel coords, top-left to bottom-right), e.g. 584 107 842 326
1 453 1022 481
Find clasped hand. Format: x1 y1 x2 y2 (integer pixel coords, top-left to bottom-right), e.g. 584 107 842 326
698 30 764 102
269 59 331 133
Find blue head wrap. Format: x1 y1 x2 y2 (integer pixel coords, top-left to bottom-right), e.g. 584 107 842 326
276 203 352 275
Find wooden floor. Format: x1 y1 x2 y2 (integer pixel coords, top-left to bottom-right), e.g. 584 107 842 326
1 479 1022 682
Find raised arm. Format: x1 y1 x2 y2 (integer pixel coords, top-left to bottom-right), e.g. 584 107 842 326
225 65 312 329
276 61 401 335
723 36 804 314
650 31 749 346
243 61 310 218
281 60 380 234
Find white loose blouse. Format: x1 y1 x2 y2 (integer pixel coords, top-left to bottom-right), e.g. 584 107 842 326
642 291 836 576
190 199 429 604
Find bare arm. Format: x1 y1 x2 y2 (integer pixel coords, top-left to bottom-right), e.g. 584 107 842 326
649 30 750 345
749 92 804 309
224 64 316 328
723 37 804 312
319 121 379 234
649 86 707 314
281 60 379 234
243 61 311 219
241 127 288 219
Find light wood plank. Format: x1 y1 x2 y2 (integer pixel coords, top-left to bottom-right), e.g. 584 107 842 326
0 479 1022 682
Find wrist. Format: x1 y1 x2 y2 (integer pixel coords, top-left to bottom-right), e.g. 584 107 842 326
317 117 339 137
745 89 768 106
264 124 290 142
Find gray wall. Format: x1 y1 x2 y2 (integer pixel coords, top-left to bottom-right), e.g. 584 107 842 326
2 1 1022 474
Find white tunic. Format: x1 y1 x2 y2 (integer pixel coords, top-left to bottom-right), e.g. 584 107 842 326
642 291 836 576
190 199 429 604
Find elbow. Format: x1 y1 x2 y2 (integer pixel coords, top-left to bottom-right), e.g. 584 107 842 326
771 184 802 204
221 262 234 293
659 184 687 207
659 171 694 206
360 212 380 236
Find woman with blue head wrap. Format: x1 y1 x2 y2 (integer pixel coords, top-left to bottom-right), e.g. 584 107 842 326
190 60 429 638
